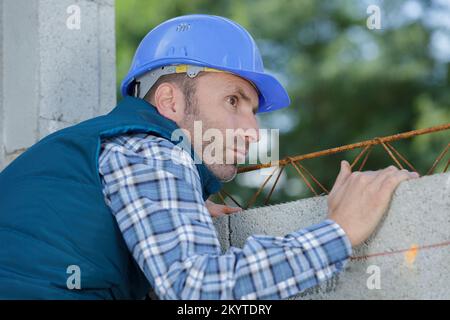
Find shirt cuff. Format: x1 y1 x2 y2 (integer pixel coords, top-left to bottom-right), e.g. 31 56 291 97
291 219 353 281
324 218 353 264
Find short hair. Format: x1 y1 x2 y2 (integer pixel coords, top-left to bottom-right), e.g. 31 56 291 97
144 72 205 115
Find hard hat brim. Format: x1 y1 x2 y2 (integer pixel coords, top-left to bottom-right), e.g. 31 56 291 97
229 68 291 113
121 59 291 113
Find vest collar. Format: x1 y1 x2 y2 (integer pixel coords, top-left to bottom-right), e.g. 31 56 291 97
115 96 223 200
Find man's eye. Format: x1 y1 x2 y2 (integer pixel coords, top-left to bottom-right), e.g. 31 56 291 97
227 95 239 109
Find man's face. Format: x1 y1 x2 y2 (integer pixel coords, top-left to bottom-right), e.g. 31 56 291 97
178 72 260 182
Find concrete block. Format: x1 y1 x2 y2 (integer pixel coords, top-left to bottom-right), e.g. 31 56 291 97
0 0 116 170
218 172 450 299
213 216 230 253
38 0 116 133
2 0 40 154
97 1 117 115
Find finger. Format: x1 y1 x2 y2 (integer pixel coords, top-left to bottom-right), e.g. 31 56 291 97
209 209 226 218
211 203 242 214
328 175 352 210
223 206 243 214
347 170 378 188
330 170 377 208
371 165 399 190
330 160 352 194
378 169 418 194
374 171 415 211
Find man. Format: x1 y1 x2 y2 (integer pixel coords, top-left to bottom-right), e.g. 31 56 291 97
0 14 419 299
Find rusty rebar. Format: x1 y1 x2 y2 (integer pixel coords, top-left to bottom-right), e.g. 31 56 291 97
217 191 227 205
288 158 318 196
443 159 450 173
220 189 242 208
238 123 450 174
378 139 404 169
245 166 279 209
221 123 449 209
427 143 450 175
358 146 372 171
264 165 286 205
385 142 419 174
295 162 329 194
351 145 371 170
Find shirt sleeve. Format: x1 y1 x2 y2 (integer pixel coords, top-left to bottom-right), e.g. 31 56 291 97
98 133 353 300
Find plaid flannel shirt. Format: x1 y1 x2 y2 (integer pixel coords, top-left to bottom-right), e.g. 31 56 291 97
98 132 352 300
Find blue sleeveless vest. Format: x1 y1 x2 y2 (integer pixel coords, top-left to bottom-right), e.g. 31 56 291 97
0 96 223 299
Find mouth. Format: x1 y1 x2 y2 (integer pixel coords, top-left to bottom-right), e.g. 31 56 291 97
224 147 248 164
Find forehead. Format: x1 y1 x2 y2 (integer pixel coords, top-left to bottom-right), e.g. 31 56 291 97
200 72 259 104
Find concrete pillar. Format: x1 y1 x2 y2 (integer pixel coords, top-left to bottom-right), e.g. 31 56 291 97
0 0 116 170
0 0 4 169
214 172 450 299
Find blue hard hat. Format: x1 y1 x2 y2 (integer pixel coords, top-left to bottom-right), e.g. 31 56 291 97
121 14 290 113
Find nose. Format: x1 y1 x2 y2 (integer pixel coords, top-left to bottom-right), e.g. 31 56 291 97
237 113 260 145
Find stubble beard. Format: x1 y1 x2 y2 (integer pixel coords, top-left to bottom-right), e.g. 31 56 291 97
178 103 238 183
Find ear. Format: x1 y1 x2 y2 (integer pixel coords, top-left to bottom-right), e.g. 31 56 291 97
153 82 186 123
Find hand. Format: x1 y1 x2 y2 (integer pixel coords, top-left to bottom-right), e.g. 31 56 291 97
205 199 242 218
327 160 420 247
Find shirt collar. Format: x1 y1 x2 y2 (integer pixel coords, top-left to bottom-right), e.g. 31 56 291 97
120 96 223 200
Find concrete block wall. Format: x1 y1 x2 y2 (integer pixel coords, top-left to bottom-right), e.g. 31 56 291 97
213 172 450 299
0 0 116 170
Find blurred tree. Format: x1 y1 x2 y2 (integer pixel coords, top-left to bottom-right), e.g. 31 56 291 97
116 0 450 207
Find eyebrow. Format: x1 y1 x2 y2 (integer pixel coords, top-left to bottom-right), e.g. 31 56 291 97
228 85 259 114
